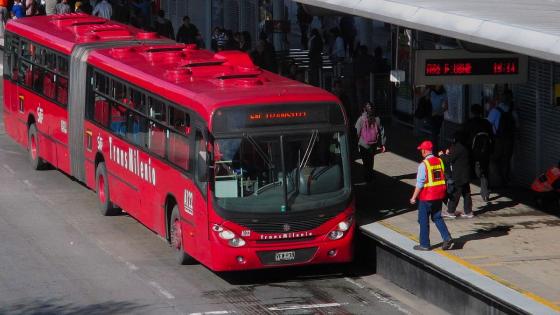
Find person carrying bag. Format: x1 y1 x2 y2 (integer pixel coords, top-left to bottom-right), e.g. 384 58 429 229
355 102 386 184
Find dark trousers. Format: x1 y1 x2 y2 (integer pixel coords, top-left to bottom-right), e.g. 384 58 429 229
430 115 444 153
359 145 375 182
492 137 514 186
418 200 451 248
299 23 309 49
474 159 490 201
447 183 473 214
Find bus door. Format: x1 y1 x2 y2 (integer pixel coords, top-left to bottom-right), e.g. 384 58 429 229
182 126 209 258
51 55 70 174
3 33 20 140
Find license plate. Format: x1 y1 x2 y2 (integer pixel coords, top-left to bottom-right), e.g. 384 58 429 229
275 251 296 261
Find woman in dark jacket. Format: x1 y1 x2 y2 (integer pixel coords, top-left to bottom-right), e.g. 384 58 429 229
440 131 473 218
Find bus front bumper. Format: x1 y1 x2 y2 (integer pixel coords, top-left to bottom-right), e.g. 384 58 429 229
207 227 354 272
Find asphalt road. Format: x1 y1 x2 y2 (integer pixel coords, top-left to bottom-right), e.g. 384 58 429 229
0 69 441 315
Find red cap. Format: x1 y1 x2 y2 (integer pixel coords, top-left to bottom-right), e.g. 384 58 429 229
417 140 433 151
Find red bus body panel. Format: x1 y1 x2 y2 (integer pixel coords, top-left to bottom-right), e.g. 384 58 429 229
3 15 354 271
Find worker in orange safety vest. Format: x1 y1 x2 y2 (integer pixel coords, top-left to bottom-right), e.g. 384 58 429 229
410 140 453 251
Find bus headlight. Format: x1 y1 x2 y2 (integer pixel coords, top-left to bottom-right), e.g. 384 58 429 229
327 216 353 240
228 237 246 247
328 230 345 240
213 224 247 247
219 229 235 240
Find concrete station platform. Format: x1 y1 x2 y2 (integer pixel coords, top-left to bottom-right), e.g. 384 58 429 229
354 123 560 314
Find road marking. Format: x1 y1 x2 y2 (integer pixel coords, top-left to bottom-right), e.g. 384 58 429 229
125 261 139 271
148 281 175 300
23 179 34 189
344 277 366 289
367 290 412 315
0 148 23 155
3 164 15 174
189 311 233 315
267 303 347 311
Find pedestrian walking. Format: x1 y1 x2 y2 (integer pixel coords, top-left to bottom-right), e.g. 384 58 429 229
440 131 474 218
355 102 386 184
44 0 57 15
464 104 494 201
410 140 453 251
153 9 174 40
11 0 26 19
92 0 112 20
429 85 448 153
25 0 36 17
0 0 9 37
176 16 201 45
487 90 518 187
296 3 312 49
308 28 323 87
55 0 71 14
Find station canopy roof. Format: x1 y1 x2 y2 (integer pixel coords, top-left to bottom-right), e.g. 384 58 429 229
297 0 560 63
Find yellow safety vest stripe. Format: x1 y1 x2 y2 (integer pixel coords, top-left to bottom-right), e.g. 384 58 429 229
423 159 446 187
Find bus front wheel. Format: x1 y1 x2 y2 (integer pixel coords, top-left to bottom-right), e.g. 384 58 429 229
170 205 193 265
95 162 120 216
28 124 46 170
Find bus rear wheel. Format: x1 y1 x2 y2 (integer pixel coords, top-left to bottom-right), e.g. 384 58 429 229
28 124 46 170
170 205 194 265
95 162 120 216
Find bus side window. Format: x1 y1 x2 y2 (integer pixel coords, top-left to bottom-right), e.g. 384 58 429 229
148 121 166 158
19 60 33 88
94 71 109 95
131 88 147 114
169 106 190 135
195 130 208 186
56 76 68 106
149 97 167 124
93 95 110 127
127 110 147 147
31 65 44 93
43 71 55 99
3 33 16 79
57 55 68 76
110 103 127 137
168 130 190 171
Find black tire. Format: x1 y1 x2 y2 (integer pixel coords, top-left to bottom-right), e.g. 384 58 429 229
28 124 46 170
170 205 194 265
95 162 120 216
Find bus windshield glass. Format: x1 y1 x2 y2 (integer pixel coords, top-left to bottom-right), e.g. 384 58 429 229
213 130 350 214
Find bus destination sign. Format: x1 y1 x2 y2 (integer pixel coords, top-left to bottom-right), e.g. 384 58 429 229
213 103 344 133
425 58 519 76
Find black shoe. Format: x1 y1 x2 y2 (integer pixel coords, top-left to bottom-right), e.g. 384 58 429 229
413 245 430 251
442 239 453 250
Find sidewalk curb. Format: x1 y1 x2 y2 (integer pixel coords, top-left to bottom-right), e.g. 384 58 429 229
360 222 559 315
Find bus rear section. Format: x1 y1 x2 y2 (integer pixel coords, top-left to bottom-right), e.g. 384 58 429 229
202 103 354 271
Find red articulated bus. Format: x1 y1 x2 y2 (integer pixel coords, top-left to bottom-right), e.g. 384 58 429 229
3 14 355 271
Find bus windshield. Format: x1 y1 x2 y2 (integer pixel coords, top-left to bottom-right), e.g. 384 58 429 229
213 130 350 214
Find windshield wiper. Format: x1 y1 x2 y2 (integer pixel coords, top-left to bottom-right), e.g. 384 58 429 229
247 135 274 169
299 130 319 169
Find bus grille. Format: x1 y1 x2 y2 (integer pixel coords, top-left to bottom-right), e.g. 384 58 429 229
231 214 337 233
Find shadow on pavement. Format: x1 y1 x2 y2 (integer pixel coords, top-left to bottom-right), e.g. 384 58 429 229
442 224 513 250
0 299 146 315
355 169 418 225
217 261 367 286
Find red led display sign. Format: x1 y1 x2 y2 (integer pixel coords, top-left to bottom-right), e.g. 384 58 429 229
425 58 519 76
249 111 307 121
